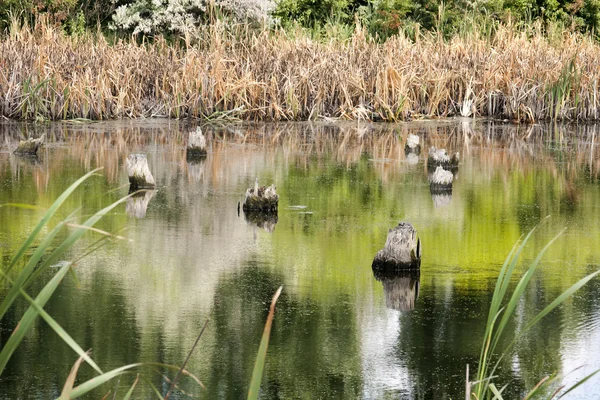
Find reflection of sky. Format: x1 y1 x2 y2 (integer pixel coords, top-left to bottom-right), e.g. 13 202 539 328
360 307 413 399
560 309 600 399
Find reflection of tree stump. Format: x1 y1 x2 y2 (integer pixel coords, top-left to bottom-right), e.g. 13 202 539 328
187 127 207 160
429 166 453 192
404 134 421 155
372 222 421 270
243 179 279 212
427 146 459 171
373 269 420 312
126 154 155 190
431 192 452 208
244 211 278 233
14 134 45 156
126 190 156 219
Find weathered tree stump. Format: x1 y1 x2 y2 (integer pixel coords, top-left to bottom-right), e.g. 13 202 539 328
372 222 421 271
187 127 207 160
427 146 459 170
126 154 155 189
126 190 156 219
372 269 420 312
404 134 421 155
242 179 279 212
14 134 45 156
429 166 453 192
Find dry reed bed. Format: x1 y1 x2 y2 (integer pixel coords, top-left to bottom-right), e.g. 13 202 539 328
1 20 600 121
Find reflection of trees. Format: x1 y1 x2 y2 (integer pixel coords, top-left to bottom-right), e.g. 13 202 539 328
208 264 362 399
393 278 529 399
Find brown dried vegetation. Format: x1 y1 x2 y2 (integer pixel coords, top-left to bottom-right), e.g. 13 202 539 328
1 19 600 121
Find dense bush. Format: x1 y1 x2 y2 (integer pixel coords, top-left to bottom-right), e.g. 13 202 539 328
0 0 599 37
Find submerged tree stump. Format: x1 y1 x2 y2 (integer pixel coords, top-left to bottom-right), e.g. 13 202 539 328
243 179 279 212
126 154 155 189
404 133 421 155
427 146 459 170
431 192 452 208
372 222 421 270
373 269 420 312
14 134 45 156
187 127 207 160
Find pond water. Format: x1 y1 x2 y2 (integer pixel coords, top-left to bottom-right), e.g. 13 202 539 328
0 120 599 399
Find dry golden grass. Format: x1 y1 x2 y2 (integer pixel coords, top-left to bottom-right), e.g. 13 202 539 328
1 19 600 122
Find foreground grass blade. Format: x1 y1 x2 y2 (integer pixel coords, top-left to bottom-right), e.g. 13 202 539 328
164 319 209 399
20 286 103 374
24 193 134 289
0 219 70 321
60 352 89 400
248 286 283 400
2 168 101 278
123 375 140 400
0 261 72 374
558 369 600 399
68 364 144 398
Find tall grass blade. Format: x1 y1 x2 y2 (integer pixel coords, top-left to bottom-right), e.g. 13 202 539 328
2 168 101 278
0 219 70 320
558 369 600 399
164 319 209 399
123 375 140 400
60 352 89 400
68 364 143 398
0 261 72 374
247 286 282 400
490 230 565 355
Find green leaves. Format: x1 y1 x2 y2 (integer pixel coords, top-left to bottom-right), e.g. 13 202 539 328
472 225 600 400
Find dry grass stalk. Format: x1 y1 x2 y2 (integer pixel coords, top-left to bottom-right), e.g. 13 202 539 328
2 20 600 122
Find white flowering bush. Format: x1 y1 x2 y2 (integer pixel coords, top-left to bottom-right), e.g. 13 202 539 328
110 0 275 35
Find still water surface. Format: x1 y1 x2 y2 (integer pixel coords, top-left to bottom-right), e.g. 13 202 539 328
0 120 599 399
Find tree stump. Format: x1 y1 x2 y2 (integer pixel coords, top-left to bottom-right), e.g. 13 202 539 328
242 179 279 212
126 154 155 189
372 269 420 312
14 134 45 156
427 146 459 170
187 127 207 160
404 133 421 155
372 222 421 270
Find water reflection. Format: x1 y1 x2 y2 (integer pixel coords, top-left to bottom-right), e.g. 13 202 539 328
126 189 156 219
373 269 420 312
243 211 278 233
1 120 599 399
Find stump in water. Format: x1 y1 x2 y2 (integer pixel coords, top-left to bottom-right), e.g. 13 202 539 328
127 154 155 189
427 146 459 170
404 134 421 155
126 190 156 219
243 178 279 212
429 166 453 192
14 134 45 156
187 127 207 160
372 222 421 270
372 269 420 312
